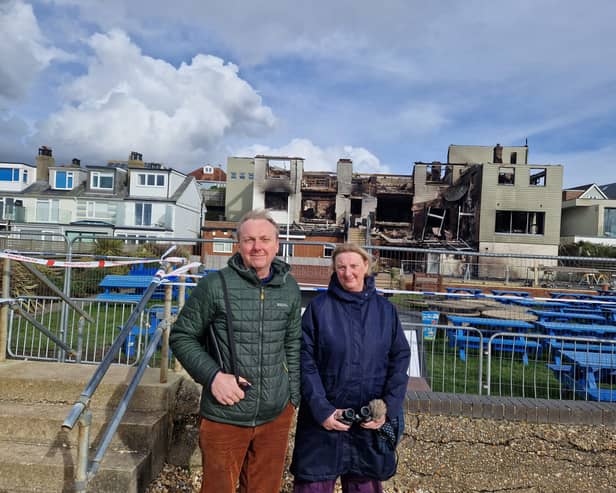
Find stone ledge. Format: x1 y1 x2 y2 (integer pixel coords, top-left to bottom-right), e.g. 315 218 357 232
406 390 616 427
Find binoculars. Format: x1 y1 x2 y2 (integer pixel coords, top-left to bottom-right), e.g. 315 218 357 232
336 406 373 425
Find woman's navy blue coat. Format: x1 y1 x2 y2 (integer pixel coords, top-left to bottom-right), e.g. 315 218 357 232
291 273 411 482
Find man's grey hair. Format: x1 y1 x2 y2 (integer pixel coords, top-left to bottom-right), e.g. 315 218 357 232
235 209 280 239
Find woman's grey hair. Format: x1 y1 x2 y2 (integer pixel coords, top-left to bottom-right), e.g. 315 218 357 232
235 209 280 239
331 243 373 275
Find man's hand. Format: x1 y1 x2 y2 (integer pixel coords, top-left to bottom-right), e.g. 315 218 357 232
211 373 250 405
322 410 351 431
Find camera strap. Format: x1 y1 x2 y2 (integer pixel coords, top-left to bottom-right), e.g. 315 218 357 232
218 271 241 385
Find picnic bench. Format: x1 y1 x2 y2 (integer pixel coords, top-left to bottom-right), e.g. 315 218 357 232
446 287 484 296
491 289 530 298
535 321 616 338
548 349 616 401
446 315 539 364
97 274 168 301
529 310 607 324
95 293 143 303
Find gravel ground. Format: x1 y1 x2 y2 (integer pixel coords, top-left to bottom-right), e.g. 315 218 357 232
145 430 418 493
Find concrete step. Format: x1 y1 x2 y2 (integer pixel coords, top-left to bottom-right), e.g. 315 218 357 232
0 441 149 493
0 360 182 412
0 401 169 453
0 360 181 492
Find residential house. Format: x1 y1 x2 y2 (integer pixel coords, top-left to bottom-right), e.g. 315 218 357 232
560 183 616 246
0 147 204 245
189 164 226 221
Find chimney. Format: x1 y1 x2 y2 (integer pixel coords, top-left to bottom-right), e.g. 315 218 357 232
493 144 503 164
128 151 145 168
36 146 55 181
336 158 353 195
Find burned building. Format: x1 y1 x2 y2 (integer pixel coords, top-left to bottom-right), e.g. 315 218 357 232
300 171 337 222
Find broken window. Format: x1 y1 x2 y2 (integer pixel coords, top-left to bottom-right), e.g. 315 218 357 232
266 160 291 179
498 167 515 185
495 211 545 234
265 191 288 211
426 164 452 184
529 168 546 186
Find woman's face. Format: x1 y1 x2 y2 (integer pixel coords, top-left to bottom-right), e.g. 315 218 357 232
334 251 369 292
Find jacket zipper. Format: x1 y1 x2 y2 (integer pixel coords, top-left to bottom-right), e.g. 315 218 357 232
252 286 265 426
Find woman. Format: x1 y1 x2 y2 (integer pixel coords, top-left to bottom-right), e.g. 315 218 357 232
291 244 411 493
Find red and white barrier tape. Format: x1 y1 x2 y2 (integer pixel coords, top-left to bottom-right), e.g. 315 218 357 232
0 250 188 269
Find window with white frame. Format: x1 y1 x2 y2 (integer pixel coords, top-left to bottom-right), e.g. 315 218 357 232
86 201 108 218
203 165 213 174
0 168 20 182
22 169 28 183
277 242 294 257
91 172 114 190
213 240 233 253
135 202 152 226
36 199 60 222
137 173 165 187
55 171 74 189
323 245 334 258
0 198 15 219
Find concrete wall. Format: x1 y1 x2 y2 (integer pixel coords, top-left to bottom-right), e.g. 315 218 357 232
225 157 254 221
561 203 600 236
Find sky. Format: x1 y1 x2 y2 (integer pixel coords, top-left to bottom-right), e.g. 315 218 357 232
1 0 615 187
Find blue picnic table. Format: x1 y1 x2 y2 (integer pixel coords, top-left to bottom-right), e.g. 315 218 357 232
446 315 539 364
509 298 568 309
549 292 596 300
446 287 484 296
529 310 607 324
491 289 530 297
97 274 166 301
549 349 616 401
535 321 616 338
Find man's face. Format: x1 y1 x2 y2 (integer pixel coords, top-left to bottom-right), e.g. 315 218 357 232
238 219 280 278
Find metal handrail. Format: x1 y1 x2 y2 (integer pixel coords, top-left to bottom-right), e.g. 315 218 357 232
62 264 168 430
61 246 180 492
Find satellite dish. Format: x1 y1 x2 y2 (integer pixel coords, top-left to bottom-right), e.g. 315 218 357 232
443 183 469 202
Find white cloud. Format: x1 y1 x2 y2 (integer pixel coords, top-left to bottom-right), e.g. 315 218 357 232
235 138 388 174
34 29 276 168
0 0 64 102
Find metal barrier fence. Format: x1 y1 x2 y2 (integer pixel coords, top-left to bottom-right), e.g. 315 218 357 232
399 320 616 402
4 234 616 404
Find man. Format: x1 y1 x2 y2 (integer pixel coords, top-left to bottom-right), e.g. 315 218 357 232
170 209 301 493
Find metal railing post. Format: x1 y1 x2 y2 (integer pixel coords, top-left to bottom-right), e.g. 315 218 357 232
160 264 173 383
74 406 92 493
174 274 186 372
0 258 10 361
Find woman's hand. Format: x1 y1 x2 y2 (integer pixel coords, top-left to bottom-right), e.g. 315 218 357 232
322 410 351 431
360 415 386 430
